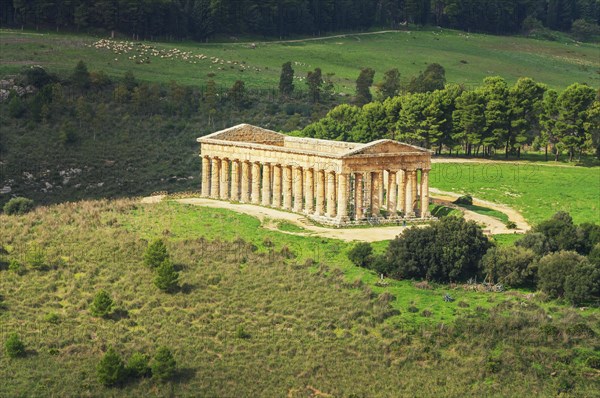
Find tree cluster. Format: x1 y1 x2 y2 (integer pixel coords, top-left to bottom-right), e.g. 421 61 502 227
300 75 599 160
97 346 175 387
2 0 598 40
349 211 599 306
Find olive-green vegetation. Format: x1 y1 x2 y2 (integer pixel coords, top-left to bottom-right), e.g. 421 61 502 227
1 199 598 396
1 29 598 91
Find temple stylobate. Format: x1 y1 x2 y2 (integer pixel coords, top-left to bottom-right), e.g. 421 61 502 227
197 124 433 226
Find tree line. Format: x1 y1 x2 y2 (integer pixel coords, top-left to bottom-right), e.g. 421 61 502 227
1 0 598 40
295 66 599 160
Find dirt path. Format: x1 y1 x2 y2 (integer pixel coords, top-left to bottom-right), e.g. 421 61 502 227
141 195 529 242
251 30 409 45
429 188 530 233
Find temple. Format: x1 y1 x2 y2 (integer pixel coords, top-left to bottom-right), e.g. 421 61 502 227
197 124 432 226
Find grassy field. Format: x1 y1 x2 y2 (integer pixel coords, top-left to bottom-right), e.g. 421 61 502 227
429 162 600 225
1 28 598 91
1 199 599 396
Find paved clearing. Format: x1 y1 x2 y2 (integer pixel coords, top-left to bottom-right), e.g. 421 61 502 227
141 194 529 242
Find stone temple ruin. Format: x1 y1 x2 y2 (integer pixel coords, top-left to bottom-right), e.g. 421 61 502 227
197 124 432 226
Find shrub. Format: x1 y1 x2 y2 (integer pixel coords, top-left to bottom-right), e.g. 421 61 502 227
151 347 177 382
3 197 34 215
26 249 47 271
482 246 536 287
5 333 26 358
126 352 151 378
516 232 552 257
585 355 600 369
235 325 251 339
97 347 126 386
347 242 373 268
386 216 491 282
454 195 473 206
144 239 169 268
154 259 179 293
8 96 26 118
536 251 590 302
505 221 517 229
90 290 114 317
533 211 577 252
44 312 60 324
8 259 24 275
564 263 600 306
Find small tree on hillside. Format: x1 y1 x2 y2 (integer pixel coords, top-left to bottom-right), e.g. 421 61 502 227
144 239 169 268
154 259 179 293
5 333 26 358
347 242 373 268
97 347 126 386
355 67 375 105
228 80 249 109
90 290 114 318
377 68 401 99
71 60 90 91
151 346 177 382
306 68 323 103
279 61 294 98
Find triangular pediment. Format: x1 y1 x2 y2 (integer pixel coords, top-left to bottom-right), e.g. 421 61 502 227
199 124 285 145
344 140 429 156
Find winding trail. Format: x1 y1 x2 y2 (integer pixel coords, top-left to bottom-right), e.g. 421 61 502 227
141 194 529 242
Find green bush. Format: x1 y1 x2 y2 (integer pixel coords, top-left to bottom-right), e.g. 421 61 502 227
151 347 177 382
8 259 24 275
536 251 594 305
90 290 114 317
3 197 34 215
482 246 536 287
126 352 151 378
235 325 251 339
144 239 169 268
347 242 373 268
97 347 126 387
154 259 179 293
5 333 26 358
454 195 473 206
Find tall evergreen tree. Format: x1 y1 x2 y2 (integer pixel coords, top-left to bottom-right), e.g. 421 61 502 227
355 67 376 105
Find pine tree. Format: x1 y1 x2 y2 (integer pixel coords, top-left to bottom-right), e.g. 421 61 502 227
378 68 401 99
355 67 376 105
5 333 26 358
154 259 179 293
279 61 294 98
151 346 177 382
90 290 114 318
306 68 323 103
97 347 126 386
144 239 168 268
71 60 90 91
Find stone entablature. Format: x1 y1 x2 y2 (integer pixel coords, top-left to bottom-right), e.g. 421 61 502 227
197 124 433 226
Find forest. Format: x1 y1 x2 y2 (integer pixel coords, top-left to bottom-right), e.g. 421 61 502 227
1 0 599 40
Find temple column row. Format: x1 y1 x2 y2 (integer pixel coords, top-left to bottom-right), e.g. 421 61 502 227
200 156 430 220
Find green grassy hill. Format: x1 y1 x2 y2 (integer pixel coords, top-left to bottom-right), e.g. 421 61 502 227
1 28 598 91
1 199 598 396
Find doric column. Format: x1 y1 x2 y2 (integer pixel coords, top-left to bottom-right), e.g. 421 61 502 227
230 160 240 201
272 164 282 208
293 166 303 212
240 161 250 203
380 171 386 208
412 168 419 213
305 168 314 214
316 170 325 216
210 157 220 199
251 162 261 204
283 165 293 210
262 163 271 206
398 170 406 214
327 171 337 218
201 156 210 197
220 158 230 200
421 169 430 218
371 171 380 216
337 173 349 220
354 173 363 220
405 169 416 217
388 170 397 215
